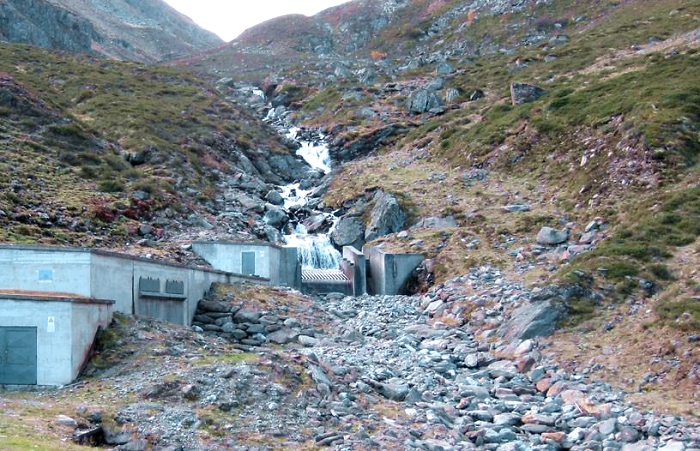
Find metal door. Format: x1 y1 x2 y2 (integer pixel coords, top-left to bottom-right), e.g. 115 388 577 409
0 327 37 385
241 252 256 276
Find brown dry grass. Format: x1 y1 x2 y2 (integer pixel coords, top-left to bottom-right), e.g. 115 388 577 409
544 238 700 420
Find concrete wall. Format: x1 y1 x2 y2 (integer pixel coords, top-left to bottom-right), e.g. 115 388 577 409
343 246 366 296
275 246 301 289
130 260 191 325
0 296 113 386
90 253 135 315
71 300 114 381
0 246 91 297
364 246 424 295
0 245 247 326
92 252 235 325
192 242 273 278
192 241 300 289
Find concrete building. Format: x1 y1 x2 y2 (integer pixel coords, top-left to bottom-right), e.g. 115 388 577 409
0 292 113 386
192 241 300 288
0 245 262 326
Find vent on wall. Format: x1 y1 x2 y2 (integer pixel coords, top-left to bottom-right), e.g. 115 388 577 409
139 277 160 294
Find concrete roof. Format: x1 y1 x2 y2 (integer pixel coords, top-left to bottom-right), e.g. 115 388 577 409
0 290 115 305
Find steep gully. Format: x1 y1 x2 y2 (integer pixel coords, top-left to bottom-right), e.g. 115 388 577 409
260 93 343 270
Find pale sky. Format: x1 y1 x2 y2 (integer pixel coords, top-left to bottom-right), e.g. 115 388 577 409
163 0 350 42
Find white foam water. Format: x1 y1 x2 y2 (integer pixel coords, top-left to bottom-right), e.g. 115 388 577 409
279 128 340 269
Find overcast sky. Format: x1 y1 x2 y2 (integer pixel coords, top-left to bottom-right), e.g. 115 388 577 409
163 1 350 42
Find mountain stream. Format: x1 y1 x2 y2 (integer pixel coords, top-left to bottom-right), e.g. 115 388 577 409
279 128 342 270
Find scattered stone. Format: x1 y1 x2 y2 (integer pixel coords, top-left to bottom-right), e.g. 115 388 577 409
503 203 531 213
56 415 78 427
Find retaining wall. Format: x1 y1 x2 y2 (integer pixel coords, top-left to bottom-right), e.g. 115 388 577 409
364 246 424 295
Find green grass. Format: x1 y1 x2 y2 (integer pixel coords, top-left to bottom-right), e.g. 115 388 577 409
655 297 700 331
563 186 700 301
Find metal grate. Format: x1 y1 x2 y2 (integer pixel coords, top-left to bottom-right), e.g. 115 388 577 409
302 269 349 282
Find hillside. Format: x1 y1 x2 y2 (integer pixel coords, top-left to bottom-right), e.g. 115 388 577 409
0 44 317 260
0 0 222 63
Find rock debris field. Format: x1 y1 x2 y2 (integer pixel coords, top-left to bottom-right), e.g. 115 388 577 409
60 267 700 450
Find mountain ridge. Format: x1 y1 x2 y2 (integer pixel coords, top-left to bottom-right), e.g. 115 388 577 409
0 0 223 62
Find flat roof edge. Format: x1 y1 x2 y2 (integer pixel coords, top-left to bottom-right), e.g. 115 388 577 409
0 293 115 305
0 243 234 276
192 240 286 250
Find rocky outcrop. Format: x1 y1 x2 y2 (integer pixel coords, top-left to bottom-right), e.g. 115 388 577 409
510 82 546 105
0 0 96 54
331 124 405 163
407 89 445 113
365 191 407 242
0 0 222 63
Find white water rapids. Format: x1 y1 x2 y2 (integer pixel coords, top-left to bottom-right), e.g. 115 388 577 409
281 128 341 270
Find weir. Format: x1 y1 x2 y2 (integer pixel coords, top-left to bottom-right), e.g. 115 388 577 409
257 115 424 295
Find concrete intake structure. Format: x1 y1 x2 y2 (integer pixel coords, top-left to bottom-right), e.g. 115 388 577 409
190 241 423 297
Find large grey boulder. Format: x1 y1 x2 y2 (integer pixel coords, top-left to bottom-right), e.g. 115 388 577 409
365 191 407 242
407 89 445 114
510 82 546 105
499 299 567 341
265 190 284 206
331 216 365 250
536 227 569 245
263 204 288 229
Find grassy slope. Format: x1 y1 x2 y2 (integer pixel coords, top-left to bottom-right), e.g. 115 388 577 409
0 44 285 249
291 0 700 414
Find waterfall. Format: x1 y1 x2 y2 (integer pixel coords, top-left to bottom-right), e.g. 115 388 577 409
278 126 341 269
284 230 341 270
287 128 331 174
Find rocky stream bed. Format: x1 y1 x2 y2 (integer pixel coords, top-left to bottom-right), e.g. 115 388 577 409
48 265 699 450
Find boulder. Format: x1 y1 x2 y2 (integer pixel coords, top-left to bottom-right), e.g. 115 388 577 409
357 67 376 84
426 77 444 91
549 34 570 46
263 203 288 229
365 191 407 242
469 89 485 101
267 328 300 345
265 190 284 206
411 216 458 229
503 203 531 213
436 62 454 75
303 214 331 234
510 82 546 105
499 299 567 341
536 227 569 245
331 216 365 250
407 89 445 114
445 87 461 103
197 300 231 313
